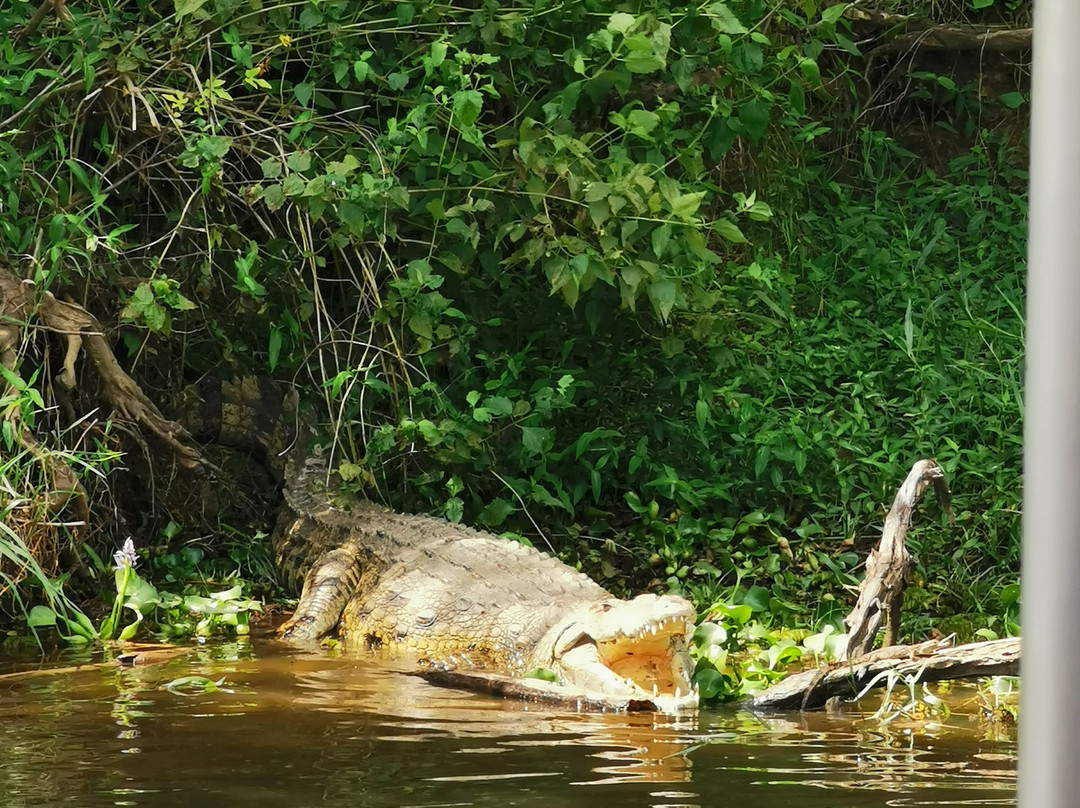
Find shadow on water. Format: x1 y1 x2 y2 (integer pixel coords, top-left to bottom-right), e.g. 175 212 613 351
0 641 1016 807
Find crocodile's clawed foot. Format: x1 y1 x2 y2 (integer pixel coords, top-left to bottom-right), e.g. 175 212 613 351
278 614 319 641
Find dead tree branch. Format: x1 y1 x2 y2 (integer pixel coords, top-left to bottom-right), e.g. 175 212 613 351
868 26 1032 60
0 269 202 493
750 638 1020 711
14 0 74 47
844 458 952 658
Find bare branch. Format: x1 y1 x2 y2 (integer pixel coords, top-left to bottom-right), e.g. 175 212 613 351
751 638 1021 711
844 459 949 658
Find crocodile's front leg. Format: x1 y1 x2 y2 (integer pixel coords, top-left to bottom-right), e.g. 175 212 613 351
278 540 365 640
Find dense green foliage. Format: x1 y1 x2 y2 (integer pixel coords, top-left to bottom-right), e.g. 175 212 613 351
0 0 1027 663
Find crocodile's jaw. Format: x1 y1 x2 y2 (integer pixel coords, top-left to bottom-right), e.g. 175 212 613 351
536 594 699 713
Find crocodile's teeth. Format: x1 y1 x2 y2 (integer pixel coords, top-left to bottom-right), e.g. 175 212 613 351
674 687 681 701
653 683 659 698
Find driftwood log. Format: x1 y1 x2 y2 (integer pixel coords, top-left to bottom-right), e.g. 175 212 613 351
752 458 1020 711
750 638 1021 711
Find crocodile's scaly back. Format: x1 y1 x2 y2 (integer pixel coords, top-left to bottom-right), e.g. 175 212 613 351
275 468 611 644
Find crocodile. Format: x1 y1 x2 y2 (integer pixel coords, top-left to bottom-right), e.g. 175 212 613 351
188 378 699 712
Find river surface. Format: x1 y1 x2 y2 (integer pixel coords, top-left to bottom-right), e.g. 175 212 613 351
0 641 1016 807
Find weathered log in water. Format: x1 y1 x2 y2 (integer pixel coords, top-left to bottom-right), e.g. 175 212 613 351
750 637 1021 711
752 459 1018 712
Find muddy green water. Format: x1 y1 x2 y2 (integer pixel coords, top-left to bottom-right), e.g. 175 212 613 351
0 642 1016 807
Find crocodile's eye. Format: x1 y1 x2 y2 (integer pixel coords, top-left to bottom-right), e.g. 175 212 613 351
601 603 613 612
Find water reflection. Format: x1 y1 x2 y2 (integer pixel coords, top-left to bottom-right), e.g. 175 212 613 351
0 642 1016 808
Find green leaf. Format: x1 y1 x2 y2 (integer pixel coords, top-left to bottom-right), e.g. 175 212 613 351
708 2 747 34
263 184 285 211
293 82 313 107
478 498 516 527
521 426 554 455
287 151 312 172
452 89 483 126
647 279 677 321
116 56 139 74
789 81 806 116
523 667 559 682
670 191 705 220
834 32 861 56
651 223 672 258
174 0 210 19
625 51 665 74
337 200 364 234
299 4 323 28
754 446 771 477
531 483 572 514
482 396 514 416
821 3 847 24
738 99 771 143
704 117 738 160
626 109 660 138
998 92 1025 110
693 621 727 650
124 573 162 613
692 667 726 700
710 602 753 625
27 605 58 628
163 675 226 695
338 462 362 481
197 136 232 159
430 41 448 67
260 158 282 179
1000 583 1021 608
799 57 821 85
744 585 771 612
268 328 282 371
607 12 637 35
418 420 443 444
282 174 305 196
732 42 763 74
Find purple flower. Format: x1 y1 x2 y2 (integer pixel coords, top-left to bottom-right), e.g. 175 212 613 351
112 538 138 571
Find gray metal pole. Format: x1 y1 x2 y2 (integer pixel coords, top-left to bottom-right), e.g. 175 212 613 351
1021 1 1080 804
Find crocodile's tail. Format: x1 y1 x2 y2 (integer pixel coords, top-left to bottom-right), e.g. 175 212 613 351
180 376 304 481
180 376 368 639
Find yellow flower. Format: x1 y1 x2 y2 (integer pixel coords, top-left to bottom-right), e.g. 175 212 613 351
278 34 292 49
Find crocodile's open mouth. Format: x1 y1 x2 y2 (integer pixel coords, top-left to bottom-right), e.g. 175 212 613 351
417 597 700 713
554 608 699 712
